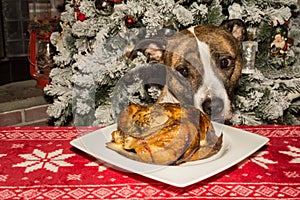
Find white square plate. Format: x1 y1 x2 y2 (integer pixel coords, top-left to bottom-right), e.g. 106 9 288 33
70 122 269 187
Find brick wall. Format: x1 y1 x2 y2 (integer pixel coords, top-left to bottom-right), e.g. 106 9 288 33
0 104 50 126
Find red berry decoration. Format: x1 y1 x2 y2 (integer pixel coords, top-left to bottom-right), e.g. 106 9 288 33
125 15 138 28
77 12 86 22
74 8 86 22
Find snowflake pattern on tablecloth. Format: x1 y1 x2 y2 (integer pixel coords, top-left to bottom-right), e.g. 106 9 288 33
279 145 300 163
238 151 277 169
0 126 299 199
85 160 107 172
67 174 82 181
13 149 75 173
250 151 278 169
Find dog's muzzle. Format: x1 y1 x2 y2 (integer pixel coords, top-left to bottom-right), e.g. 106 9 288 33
194 83 232 123
202 97 224 116
201 96 232 123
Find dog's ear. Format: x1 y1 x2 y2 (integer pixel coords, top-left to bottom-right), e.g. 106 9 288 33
127 38 166 63
220 19 248 42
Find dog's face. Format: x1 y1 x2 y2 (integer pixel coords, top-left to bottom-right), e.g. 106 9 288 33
130 24 243 122
163 26 242 121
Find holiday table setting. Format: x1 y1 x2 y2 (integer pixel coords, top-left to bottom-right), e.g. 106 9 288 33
2 0 299 199
0 125 299 199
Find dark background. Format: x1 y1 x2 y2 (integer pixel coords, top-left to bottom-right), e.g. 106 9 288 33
0 0 64 86
0 0 31 85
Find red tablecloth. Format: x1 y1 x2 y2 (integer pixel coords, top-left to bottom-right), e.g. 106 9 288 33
0 126 299 199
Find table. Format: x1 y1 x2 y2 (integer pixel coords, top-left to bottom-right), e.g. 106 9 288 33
0 125 299 199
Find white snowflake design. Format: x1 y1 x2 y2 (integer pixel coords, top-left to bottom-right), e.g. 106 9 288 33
13 149 75 173
279 145 300 163
250 151 278 169
239 151 277 169
67 174 82 181
85 160 107 172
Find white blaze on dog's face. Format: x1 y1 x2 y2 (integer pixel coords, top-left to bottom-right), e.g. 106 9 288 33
189 26 231 122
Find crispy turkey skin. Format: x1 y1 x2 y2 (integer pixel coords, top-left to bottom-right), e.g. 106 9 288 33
106 103 223 165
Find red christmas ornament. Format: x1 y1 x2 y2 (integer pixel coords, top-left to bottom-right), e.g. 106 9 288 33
77 12 86 21
125 15 138 28
74 8 86 21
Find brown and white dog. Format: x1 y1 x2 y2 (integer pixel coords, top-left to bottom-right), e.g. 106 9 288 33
126 20 246 123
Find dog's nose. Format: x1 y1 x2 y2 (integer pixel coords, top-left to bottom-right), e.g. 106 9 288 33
202 97 224 117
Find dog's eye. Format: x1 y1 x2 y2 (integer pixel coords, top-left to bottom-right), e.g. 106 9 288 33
220 58 232 69
177 67 189 77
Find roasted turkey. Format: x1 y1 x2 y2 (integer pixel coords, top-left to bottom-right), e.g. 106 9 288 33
106 103 223 165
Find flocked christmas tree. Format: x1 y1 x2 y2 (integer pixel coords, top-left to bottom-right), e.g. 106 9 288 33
45 0 300 126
